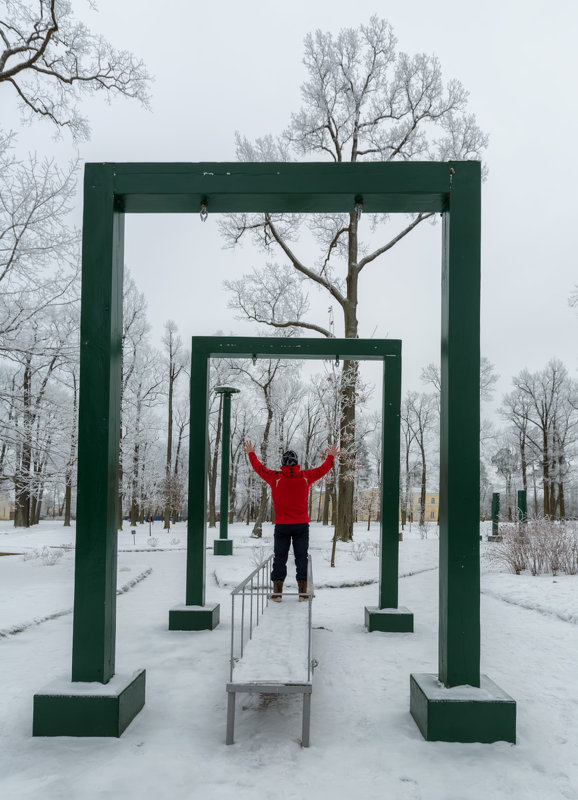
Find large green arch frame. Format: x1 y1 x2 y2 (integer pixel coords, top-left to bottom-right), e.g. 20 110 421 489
32 161 516 743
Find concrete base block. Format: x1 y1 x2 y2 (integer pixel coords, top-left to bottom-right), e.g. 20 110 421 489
410 673 516 743
364 606 414 632
33 669 146 737
168 603 220 631
213 539 233 555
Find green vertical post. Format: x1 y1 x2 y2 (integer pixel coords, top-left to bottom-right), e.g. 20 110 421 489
517 489 527 524
72 164 124 683
214 387 239 555
379 355 402 608
219 391 232 539
186 347 209 605
169 343 219 629
492 492 500 536
365 349 412 632
438 161 481 688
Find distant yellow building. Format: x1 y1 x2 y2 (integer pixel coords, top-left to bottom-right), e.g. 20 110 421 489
401 492 439 523
0 493 14 521
310 487 440 524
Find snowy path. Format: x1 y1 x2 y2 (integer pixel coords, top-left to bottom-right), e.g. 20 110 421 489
1 523 578 799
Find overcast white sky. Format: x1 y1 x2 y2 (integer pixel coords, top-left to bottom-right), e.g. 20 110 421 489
6 0 578 412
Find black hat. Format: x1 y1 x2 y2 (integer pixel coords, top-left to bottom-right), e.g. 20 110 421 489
281 450 299 467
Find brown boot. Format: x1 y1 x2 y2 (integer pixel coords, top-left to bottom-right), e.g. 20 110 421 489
298 580 308 602
272 580 283 602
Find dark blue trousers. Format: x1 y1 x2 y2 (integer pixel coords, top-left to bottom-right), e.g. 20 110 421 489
271 523 309 582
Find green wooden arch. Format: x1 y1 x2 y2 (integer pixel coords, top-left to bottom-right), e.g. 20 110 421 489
32 160 516 743
166 335 405 634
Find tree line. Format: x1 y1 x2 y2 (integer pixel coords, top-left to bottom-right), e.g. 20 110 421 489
2 6 577 530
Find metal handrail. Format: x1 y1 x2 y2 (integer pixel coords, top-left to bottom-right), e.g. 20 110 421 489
229 554 315 683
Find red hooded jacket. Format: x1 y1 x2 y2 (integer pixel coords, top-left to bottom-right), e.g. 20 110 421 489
248 452 334 524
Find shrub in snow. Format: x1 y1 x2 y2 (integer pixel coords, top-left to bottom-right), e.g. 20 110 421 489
169 538 181 545
22 546 64 566
486 518 578 576
363 539 380 557
147 537 159 548
250 544 271 567
351 541 368 561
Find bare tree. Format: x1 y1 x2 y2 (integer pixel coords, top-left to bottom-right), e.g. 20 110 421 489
1 0 150 140
221 16 487 541
161 320 186 530
491 446 518 521
233 358 281 538
402 391 438 528
400 397 417 530
421 357 498 402
0 134 79 349
502 360 578 519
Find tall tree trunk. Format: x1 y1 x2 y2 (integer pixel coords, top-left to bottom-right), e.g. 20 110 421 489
63 373 78 527
542 428 551 517
335 359 358 541
164 369 174 530
419 447 427 528
208 393 223 528
558 481 566 521
519 431 527 493
322 475 333 525
229 447 241 523
34 486 44 525
251 404 274 538
334 211 360 541
118 456 124 530
14 362 32 528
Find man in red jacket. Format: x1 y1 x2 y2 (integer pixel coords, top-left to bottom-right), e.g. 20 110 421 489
243 441 339 602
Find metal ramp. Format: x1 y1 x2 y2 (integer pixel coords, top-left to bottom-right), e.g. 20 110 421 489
226 555 316 747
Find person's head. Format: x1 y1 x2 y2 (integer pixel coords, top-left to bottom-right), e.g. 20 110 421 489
281 449 299 467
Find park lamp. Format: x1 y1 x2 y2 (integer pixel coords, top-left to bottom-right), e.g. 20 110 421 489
213 386 241 556
214 386 241 396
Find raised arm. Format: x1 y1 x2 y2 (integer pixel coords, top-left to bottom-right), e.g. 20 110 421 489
304 444 340 485
244 440 278 485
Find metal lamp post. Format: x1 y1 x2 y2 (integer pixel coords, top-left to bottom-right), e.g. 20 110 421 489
213 386 240 555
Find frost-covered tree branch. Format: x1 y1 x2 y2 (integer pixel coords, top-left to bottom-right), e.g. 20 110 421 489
225 263 332 338
0 133 79 351
1 0 151 139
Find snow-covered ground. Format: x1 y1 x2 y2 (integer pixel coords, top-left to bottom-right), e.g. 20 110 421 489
1 519 577 799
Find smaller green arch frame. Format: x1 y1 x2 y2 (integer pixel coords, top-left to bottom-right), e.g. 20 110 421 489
167 335 403 633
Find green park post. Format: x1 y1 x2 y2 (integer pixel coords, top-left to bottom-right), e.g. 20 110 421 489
364 349 412 632
490 492 501 540
32 164 145 737
213 387 240 555
168 344 220 630
409 162 515 743
517 489 527 524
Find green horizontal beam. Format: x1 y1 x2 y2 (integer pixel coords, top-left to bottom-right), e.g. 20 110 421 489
191 336 401 360
104 161 455 214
